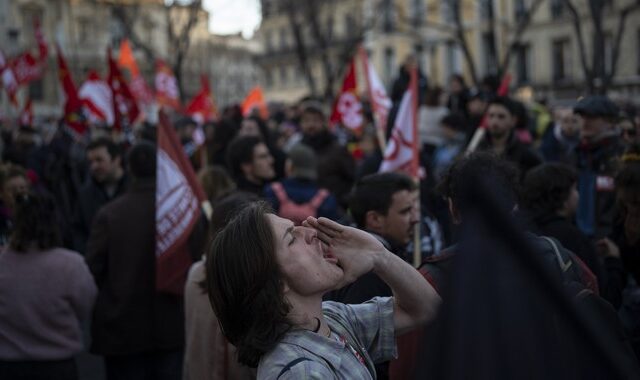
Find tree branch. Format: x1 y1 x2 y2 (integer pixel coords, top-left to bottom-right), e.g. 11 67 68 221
563 0 592 91
604 1 640 89
497 0 544 78
111 5 156 62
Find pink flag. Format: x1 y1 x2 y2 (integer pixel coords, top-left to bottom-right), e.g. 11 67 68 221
379 66 419 177
156 111 206 294
330 57 363 134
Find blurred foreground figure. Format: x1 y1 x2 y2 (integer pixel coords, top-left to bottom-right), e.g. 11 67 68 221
0 194 96 380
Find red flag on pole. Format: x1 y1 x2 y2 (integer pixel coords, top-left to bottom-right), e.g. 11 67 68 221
241 86 268 119
379 66 419 177
55 44 87 135
185 75 218 124
330 57 364 134
155 60 181 110
360 46 392 148
156 111 206 294
107 48 140 130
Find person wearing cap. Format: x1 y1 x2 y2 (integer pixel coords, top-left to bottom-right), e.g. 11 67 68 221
264 143 340 224
572 95 625 239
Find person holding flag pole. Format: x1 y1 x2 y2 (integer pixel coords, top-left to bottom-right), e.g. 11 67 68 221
378 62 422 268
465 73 512 153
360 46 392 153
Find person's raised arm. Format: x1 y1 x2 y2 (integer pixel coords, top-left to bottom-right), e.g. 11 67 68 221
304 217 440 335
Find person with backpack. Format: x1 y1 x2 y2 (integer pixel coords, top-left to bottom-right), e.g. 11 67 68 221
263 143 340 225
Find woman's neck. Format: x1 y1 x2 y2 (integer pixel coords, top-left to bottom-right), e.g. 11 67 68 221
286 294 331 337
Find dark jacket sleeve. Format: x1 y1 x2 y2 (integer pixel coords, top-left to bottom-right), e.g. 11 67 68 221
85 209 109 286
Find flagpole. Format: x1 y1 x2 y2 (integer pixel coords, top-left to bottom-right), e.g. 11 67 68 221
409 65 421 268
359 45 386 153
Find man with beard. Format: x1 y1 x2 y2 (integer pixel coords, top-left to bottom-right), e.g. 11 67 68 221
299 102 355 209
479 96 542 176
73 137 127 254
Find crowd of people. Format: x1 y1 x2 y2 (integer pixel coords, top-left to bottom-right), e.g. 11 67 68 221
0 65 639 380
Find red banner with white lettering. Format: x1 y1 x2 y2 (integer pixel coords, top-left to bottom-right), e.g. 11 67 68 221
107 49 140 130
156 111 206 294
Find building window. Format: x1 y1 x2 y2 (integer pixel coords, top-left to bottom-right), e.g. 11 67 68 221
552 38 570 81
20 6 44 48
344 14 356 38
78 18 91 44
29 79 44 101
604 32 613 75
445 41 462 79
280 65 287 86
411 0 425 27
384 46 395 87
326 16 334 40
382 0 395 33
415 44 424 72
265 68 273 87
479 0 493 21
515 43 530 84
279 28 287 50
482 33 497 75
514 0 527 22
441 1 455 23
550 0 564 19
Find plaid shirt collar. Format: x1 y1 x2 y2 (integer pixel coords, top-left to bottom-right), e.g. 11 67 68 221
280 328 345 369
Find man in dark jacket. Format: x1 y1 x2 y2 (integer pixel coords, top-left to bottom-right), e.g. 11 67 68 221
479 96 543 176
73 137 128 254
86 142 184 380
299 102 355 208
571 95 625 240
226 135 275 196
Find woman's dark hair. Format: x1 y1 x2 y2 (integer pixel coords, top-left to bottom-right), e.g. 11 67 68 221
198 191 260 291
10 193 61 252
206 202 290 367
522 163 577 217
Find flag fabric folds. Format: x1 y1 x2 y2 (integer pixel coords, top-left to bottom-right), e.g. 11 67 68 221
19 98 33 126
155 60 181 110
107 48 140 130
55 44 87 135
185 75 217 125
379 66 419 177
79 71 114 125
330 58 364 134
360 47 392 142
156 112 206 294
118 39 154 105
241 86 268 119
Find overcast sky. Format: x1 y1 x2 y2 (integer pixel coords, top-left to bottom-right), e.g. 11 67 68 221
202 0 262 38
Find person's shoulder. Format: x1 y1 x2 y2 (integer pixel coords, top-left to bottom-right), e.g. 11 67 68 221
258 341 328 379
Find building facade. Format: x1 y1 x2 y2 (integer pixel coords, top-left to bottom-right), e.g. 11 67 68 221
0 0 261 120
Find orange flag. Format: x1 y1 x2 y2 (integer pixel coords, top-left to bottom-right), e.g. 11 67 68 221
118 39 139 77
155 60 181 110
241 86 268 119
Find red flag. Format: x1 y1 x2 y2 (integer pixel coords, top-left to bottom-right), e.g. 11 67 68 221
185 75 217 124
155 60 181 110
10 52 44 85
118 40 154 105
19 98 33 126
156 111 206 294
107 48 140 130
241 86 268 119
379 66 419 177
55 44 87 135
330 58 364 134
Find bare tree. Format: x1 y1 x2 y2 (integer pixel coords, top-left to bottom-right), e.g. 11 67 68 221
562 0 640 94
281 0 381 100
110 0 202 101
